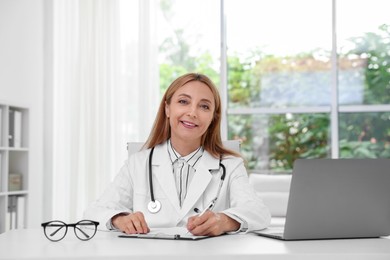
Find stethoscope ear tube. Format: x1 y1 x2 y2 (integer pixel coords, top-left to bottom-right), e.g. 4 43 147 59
148 147 162 213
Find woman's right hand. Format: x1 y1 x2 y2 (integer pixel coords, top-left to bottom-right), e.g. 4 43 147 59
112 211 150 234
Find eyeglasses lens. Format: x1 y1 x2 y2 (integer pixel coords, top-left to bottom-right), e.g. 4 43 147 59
45 221 67 242
74 220 97 241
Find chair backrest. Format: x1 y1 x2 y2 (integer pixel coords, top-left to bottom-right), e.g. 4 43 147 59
127 140 240 159
127 142 144 157
248 174 291 217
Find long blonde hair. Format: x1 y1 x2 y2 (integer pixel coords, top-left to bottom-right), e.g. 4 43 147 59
144 73 240 159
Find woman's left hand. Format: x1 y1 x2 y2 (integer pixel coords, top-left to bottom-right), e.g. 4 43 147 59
186 211 240 236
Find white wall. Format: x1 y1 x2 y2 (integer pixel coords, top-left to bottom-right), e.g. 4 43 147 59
0 0 44 227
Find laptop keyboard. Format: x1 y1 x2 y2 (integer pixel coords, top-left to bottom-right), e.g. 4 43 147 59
269 232 284 237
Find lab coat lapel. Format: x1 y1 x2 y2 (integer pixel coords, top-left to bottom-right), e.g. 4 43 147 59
152 143 181 214
180 151 220 218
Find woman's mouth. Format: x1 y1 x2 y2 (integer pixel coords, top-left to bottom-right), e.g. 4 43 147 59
181 120 197 129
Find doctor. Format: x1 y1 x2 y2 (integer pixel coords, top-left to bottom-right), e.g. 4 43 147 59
84 73 271 236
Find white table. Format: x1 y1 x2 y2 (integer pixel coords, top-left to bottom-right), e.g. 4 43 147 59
1 228 390 260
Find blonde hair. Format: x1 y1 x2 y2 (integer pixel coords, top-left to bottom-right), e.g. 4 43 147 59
144 73 240 159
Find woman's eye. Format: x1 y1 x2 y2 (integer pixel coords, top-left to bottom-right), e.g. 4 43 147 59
178 99 188 105
200 104 210 110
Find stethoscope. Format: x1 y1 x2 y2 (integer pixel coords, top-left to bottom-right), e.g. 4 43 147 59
147 146 226 214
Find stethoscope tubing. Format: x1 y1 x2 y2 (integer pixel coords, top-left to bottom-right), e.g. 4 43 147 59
148 146 156 203
147 146 226 214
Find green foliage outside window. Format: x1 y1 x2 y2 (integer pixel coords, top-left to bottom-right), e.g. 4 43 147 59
347 24 390 104
158 13 390 172
337 25 390 160
268 113 330 170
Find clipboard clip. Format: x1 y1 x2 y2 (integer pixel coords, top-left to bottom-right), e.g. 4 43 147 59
118 233 182 240
118 232 209 240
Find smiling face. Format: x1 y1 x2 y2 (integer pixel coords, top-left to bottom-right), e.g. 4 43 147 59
165 80 215 152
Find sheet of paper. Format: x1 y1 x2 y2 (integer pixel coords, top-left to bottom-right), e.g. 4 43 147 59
148 227 190 235
119 227 209 240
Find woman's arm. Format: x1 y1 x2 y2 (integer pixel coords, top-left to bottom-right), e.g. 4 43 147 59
83 160 135 230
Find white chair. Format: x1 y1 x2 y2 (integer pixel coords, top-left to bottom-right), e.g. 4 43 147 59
248 174 291 218
127 142 144 156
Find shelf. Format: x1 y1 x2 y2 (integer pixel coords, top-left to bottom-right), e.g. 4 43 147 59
0 147 29 151
0 102 29 233
0 190 29 196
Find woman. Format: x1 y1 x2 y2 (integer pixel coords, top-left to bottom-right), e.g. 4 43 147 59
84 73 271 236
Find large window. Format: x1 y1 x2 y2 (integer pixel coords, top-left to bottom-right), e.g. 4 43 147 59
336 0 390 161
157 0 221 92
225 0 333 173
157 0 390 174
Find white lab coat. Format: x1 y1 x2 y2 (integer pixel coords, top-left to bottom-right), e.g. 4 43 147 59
84 142 271 232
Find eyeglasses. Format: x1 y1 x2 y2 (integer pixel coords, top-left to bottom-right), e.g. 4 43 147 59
41 220 99 242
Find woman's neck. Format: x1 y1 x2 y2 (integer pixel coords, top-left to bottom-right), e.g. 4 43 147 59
170 138 201 156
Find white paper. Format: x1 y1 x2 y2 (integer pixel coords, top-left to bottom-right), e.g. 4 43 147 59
149 227 192 236
120 227 208 240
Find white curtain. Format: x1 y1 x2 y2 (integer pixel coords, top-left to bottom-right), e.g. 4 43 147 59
51 0 159 221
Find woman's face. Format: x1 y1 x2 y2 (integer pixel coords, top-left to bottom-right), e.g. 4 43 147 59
165 80 215 146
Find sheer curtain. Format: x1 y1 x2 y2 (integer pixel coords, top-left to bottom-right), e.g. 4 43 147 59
51 0 159 220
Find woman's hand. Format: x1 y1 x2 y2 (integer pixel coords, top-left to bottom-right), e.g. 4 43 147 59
186 211 240 236
112 211 150 234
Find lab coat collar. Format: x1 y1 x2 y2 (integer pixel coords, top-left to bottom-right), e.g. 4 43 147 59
152 142 221 221
152 141 220 169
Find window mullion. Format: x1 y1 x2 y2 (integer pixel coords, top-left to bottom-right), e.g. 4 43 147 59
220 0 228 140
331 0 339 159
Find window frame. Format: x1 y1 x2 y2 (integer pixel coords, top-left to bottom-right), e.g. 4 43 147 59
220 0 390 163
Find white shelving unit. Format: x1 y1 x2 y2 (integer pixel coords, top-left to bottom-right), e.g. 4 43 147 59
0 102 29 233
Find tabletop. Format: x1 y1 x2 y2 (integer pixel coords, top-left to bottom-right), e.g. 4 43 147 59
1 228 390 260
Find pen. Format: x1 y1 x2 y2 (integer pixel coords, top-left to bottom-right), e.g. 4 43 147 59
186 201 215 235
196 199 215 217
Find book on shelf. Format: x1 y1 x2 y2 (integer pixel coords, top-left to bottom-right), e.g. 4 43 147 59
9 172 23 191
5 195 25 230
13 110 22 147
17 196 26 229
0 107 2 146
6 196 17 230
8 109 22 148
5 209 11 231
8 109 14 147
0 153 2 188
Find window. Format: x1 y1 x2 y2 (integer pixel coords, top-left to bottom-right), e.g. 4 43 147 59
225 0 333 173
337 0 390 161
157 0 390 174
157 0 221 92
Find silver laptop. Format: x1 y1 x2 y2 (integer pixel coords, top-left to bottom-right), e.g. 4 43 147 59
255 159 390 240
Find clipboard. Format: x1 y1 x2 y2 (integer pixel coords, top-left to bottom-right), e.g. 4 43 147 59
118 227 210 241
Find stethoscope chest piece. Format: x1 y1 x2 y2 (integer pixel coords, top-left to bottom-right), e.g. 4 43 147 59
148 200 161 214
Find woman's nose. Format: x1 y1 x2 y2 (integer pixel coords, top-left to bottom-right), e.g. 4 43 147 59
187 105 197 118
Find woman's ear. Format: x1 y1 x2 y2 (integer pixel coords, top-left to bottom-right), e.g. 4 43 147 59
165 101 170 118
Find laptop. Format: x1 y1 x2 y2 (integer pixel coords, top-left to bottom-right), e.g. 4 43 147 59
255 159 390 240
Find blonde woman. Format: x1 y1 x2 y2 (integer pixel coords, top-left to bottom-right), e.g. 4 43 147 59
84 73 271 236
